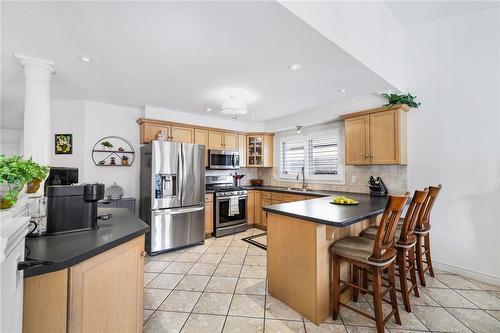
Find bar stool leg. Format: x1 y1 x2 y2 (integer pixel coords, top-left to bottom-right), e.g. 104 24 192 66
331 254 340 320
397 248 411 312
424 234 435 277
362 268 368 294
372 267 385 333
352 264 360 302
415 235 426 286
408 246 420 297
388 263 401 325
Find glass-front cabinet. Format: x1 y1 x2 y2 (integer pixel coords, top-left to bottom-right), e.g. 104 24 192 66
247 134 273 167
247 136 263 166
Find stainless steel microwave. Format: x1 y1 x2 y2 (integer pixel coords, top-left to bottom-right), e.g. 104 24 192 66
208 150 240 170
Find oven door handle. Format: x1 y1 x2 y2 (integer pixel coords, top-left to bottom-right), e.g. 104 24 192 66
216 195 247 201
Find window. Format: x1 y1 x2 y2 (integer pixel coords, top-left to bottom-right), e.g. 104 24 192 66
279 129 343 182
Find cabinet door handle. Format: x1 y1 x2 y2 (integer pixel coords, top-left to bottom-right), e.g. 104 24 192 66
141 251 147 257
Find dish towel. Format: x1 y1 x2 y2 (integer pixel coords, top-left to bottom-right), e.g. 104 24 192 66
229 196 240 216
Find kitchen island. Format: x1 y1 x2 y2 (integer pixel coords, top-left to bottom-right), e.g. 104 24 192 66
23 208 148 333
263 193 389 325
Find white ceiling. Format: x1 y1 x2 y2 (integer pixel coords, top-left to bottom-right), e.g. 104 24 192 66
1 1 393 130
386 1 500 25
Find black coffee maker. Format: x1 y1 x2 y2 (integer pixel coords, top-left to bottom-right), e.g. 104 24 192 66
46 183 105 234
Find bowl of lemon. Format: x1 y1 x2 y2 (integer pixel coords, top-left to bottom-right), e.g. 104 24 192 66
331 196 359 205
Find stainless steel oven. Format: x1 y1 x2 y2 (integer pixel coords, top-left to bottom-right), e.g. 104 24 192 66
208 150 240 170
215 191 247 237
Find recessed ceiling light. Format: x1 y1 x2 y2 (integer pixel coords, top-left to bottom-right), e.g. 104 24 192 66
78 56 93 63
206 107 212 112
337 88 348 93
251 116 255 120
288 63 302 72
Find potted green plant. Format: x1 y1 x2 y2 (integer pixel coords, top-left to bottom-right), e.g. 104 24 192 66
26 158 50 193
0 155 34 209
101 141 113 150
382 93 421 109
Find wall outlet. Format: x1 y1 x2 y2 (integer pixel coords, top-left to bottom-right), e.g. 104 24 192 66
351 176 357 183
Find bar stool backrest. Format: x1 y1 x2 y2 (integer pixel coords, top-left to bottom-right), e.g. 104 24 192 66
370 193 409 263
416 185 442 232
398 189 429 245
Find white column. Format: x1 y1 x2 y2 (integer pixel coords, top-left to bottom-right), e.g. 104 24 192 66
14 54 55 166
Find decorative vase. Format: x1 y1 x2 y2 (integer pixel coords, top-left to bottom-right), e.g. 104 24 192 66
27 178 43 194
0 182 24 210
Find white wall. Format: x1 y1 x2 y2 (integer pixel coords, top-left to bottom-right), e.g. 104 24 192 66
0 128 23 156
49 100 142 208
405 8 500 282
279 1 405 90
82 101 142 204
50 100 86 179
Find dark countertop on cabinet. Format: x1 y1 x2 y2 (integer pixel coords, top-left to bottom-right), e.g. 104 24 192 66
263 193 391 228
242 185 334 197
24 208 149 278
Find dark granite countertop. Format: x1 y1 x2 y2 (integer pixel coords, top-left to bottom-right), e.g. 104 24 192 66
263 193 390 227
24 208 149 278
242 185 333 197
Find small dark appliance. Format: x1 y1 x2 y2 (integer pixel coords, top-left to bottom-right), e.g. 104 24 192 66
46 183 105 234
368 176 389 197
44 167 79 193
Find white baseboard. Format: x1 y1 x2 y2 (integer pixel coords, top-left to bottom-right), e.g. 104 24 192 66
433 260 500 286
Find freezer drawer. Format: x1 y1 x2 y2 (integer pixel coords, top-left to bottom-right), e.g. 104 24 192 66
148 205 204 254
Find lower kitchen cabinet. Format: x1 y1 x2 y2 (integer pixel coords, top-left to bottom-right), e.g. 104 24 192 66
23 236 145 333
254 191 262 226
246 190 255 224
261 198 272 227
205 194 214 236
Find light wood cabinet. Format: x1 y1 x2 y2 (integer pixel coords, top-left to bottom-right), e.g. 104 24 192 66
247 134 273 167
24 236 145 333
68 236 144 333
261 199 272 226
208 130 239 150
224 132 238 150
254 191 262 225
171 125 194 143
204 194 214 235
208 130 224 149
345 115 370 165
140 122 193 143
246 190 255 224
238 134 247 167
194 129 209 167
343 106 408 165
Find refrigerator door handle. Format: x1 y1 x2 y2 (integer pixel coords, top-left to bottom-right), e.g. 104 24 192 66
153 206 204 216
177 145 183 204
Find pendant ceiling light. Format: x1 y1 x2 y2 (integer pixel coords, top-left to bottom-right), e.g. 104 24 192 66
221 96 248 119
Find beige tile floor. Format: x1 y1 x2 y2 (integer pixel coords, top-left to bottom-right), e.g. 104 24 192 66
143 228 500 333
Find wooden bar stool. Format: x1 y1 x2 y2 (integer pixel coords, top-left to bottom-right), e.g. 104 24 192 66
415 185 442 286
330 193 409 333
360 189 429 312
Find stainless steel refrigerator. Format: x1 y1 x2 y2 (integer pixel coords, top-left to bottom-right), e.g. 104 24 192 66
140 141 205 254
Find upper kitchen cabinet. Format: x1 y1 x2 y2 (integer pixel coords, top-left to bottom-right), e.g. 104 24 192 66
194 129 209 167
247 134 273 167
238 134 247 167
342 105 409 165
208 130 239 150
138 119 193 144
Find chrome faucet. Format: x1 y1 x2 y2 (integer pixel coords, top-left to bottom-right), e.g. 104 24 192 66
296 167 308 190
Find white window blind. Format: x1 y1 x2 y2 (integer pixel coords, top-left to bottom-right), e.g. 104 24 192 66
307 135 339 176
280 138 304 176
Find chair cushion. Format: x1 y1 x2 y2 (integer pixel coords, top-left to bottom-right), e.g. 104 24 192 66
330 236 394 266
360 224 403 241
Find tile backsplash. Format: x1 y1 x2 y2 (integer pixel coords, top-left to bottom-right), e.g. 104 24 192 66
205 168 259 186
257 165 407 194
